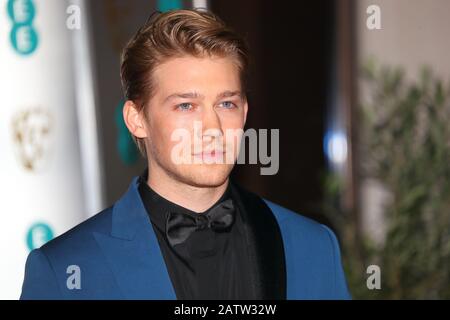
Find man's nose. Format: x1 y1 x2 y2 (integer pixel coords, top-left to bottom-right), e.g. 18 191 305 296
201 106 223 137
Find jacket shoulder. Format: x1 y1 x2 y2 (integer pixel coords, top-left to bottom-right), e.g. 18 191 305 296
263 199 340 255
40 206 113 255
20 206 114 299
263 199 351 299
264 199 329 236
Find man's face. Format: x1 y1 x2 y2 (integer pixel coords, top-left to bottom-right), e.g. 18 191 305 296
144 55 248 188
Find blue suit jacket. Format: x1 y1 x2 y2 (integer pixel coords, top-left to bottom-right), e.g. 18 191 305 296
20 177 351 299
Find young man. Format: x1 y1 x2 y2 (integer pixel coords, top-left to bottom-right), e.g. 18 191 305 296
21 9 350 300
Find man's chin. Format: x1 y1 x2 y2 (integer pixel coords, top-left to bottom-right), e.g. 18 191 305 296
172 164 233 188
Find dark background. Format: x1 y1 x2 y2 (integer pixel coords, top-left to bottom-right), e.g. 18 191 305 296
212 0 335 223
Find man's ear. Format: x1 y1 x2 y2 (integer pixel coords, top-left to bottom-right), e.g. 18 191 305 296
123 100 148 139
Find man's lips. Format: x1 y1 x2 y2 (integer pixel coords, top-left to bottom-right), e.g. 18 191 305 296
193 150 224 156
192 150 225 160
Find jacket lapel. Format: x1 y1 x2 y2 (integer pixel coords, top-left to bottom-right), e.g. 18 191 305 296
93 177 176 299
230 180 287 299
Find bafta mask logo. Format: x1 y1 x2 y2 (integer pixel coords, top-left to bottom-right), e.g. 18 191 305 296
11 108 53 171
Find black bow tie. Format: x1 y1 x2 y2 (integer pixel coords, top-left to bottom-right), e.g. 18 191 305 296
165 199 235 247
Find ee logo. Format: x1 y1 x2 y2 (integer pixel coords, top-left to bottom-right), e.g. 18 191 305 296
7 0 39 55
26 222 54 251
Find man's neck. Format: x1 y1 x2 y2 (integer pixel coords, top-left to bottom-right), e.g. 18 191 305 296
146 165 229 213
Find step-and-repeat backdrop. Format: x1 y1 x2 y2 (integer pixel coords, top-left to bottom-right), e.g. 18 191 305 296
0 0 93 299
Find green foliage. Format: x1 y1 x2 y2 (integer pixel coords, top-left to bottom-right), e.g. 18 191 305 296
325 60 450 299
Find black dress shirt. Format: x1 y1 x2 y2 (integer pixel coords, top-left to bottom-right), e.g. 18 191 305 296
137 173 255 300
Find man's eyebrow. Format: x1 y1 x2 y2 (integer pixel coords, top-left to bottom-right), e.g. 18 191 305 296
163 92 205 103
216 90 243 99
163 90 243 103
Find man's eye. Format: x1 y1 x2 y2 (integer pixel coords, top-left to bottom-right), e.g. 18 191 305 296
177 103 193 111
219 101 236 109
